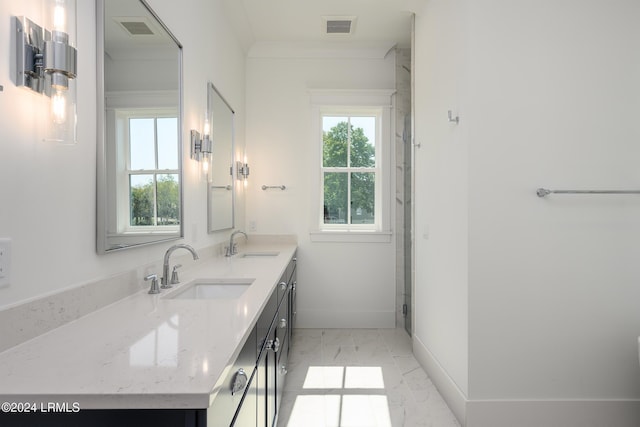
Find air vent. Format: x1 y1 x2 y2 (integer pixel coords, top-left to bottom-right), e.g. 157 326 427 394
322 16 357 36
121 21 154 36
114 17 156 36
326 20 352 34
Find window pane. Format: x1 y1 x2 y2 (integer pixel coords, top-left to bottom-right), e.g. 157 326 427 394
130 175 154 226
324 172 348 224
323 116 348 167
350 117 376 168
156 174 180 226
157 117 178 170
129 118 156 170
351 172 375 224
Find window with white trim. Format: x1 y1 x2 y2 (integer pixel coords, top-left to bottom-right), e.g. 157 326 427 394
321 112 381 229
309 90 393 242
115 109 180 232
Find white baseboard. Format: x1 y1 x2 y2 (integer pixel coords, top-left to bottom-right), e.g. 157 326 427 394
412 336 640 427
412 335 467 424
466 400 640 427
296 309 395 329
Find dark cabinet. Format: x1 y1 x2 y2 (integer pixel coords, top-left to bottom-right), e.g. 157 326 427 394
207 327 257 427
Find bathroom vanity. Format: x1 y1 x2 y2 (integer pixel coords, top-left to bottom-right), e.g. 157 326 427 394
0 242 297 427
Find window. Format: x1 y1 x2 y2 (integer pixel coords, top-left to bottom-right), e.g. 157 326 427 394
309 90 394 242
322 114 379 228
117 110 180 232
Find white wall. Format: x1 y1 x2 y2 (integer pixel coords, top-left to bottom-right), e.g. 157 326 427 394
0 0 246 309
245 44 397 328
414 0 640 424
413 0 469 398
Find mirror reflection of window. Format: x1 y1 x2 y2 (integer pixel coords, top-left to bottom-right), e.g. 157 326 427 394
126 115 179 228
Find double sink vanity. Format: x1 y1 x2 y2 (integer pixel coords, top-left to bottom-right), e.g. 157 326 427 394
0 241 298 427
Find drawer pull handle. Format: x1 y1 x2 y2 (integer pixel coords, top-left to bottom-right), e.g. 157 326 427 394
266 337 280 353
231 368 248 395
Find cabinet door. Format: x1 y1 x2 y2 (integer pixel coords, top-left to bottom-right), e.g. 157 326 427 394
256 322 277 427
207 327 257 427
231 374 257 427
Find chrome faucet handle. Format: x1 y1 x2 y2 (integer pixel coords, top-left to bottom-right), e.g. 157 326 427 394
170 264 182 284
145 274 160 294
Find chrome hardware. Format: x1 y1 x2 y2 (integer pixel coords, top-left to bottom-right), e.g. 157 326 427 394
211 185 232 190
279 318 287 329
292 281 297 291
536 187 640 198
261 185 286 190
293 257 297 262
144 274 160 294
280 365 288 375
170 264 182 284
231 368 248 395
226 230 248 257
279 281 287 291
266 337 280 353
162 245 199 289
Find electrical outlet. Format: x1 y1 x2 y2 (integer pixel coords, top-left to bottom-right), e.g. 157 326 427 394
249 220 257 232
0 238 11 288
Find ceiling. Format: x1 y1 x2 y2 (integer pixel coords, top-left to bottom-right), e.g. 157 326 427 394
223 0 422 51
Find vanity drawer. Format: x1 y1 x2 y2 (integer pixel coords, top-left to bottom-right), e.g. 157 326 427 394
207 327 257 427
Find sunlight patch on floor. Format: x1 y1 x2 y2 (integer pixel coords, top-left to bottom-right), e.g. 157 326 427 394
289 365 391 426
286 394 392 427
303 366 385 389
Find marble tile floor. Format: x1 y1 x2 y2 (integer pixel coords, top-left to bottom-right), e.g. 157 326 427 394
278 328 461 427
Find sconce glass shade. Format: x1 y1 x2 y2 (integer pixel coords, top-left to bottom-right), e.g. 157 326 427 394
44 0 77 144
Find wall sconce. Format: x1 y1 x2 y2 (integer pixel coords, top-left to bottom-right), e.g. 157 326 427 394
191 119 213 182
14 0 78 144
236 161 250 181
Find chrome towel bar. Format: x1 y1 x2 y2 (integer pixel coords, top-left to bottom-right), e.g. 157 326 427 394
262 185 286 191
536 188 640 198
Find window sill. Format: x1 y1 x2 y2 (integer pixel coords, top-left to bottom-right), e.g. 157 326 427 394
309 230 392 243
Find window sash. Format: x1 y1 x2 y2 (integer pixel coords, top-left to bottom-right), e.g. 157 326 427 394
320 112 381 230
116 110 180 232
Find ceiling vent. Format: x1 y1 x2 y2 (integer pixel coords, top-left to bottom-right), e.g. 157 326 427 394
114 17 155 36
322 16 357 36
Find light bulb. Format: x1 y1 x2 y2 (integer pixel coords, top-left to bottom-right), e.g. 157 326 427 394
202 156 210 175
203 119 210 138
53 3 67 33
51 90 67 125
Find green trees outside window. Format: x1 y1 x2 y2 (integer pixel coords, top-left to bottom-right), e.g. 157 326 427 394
130 174 180 226
322 117 377 225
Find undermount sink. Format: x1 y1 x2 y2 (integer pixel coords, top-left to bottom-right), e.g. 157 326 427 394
239 251 280 258
164 278 254 300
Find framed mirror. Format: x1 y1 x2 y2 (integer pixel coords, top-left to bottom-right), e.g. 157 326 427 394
96 0 184 253
207 83 235 232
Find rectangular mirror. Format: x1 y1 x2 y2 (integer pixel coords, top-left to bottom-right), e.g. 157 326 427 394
207 83 235 232
96 0 184 253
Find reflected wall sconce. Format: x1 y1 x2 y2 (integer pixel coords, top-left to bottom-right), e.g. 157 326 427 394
236 161 250 181
191 121 213 182
14 0 78 144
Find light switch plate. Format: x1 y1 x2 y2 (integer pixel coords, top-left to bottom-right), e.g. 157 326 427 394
0 238 11 288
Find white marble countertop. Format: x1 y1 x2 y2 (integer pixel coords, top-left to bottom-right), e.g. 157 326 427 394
0 242 297 409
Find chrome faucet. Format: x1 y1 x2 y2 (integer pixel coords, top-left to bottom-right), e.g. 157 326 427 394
162 244 199 288
226 230 248 257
